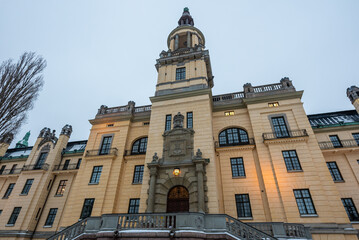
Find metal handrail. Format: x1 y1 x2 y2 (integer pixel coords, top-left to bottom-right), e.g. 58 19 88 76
215 138 255 148
85 148 118 157
0 168 22 175
318 139 359 150
263 129 308 140
22 163 49 171
53 163 79 171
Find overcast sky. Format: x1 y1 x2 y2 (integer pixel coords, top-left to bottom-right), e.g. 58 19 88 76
1 0 358 147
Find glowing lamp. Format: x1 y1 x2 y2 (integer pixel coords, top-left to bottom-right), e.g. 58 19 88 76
173 168 180 176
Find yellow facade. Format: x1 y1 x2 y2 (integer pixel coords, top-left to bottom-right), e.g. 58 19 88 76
0 8 359 240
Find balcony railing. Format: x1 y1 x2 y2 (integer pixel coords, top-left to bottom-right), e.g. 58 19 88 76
123 150 146 156
249 222 311 239
263 129 308 141
53 163 79 171
212 92 245 102
134 105 151 113
85 148 118 157
215 138 255 148
22 163 49 171
0 168 22 175
318 139 359 150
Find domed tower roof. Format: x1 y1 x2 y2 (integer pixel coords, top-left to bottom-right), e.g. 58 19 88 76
178 7 194 26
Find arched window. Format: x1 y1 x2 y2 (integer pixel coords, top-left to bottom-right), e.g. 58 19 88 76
131 137 148 155
219 128 249 146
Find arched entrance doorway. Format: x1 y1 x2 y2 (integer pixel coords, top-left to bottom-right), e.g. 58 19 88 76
167 186 189 213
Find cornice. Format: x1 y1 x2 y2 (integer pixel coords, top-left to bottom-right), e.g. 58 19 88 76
124 154 146 161
215 145 255 152
263 136 309 145
312 124 359 133
150 88 211 103
243 91 304 105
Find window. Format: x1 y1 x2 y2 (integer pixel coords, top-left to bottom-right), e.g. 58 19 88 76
235 194 252 218
231 158 246 177
89 166 103 184
7 207 21 225
44 208 58 226
268 102 279 107
21 179 34 195
352 133 359 145
3 183 15 198
329 135 342 148
341 198 359 221
128 198 140 214
219 128 249 147
0 165 5 175
55 180 67 196
271 116 289 138
224 111 234 116
326 162 344 181
282 150 302 171
175 67 186 80
132 165 144 184
143 122 150 126
62 160 70 170
0 210 2 215
107 123 114 127
80 198 95 219
187 112 193 129
293 189 316 215
34 152 48 169
9 164 17 174
76 158 82 169
131 137 148 155
165 115 172 131
99 136 112 155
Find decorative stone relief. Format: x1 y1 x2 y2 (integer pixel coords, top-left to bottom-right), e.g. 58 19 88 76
61 124 72 137
38 127 58 149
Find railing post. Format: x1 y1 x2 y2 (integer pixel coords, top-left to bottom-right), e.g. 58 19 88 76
84 218 101 233
271 222 287 238
100 215 119 231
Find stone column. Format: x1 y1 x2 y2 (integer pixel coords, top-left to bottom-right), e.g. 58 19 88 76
194 160 205 213
146 164 158 213
187 32 191 48
174 34 179 50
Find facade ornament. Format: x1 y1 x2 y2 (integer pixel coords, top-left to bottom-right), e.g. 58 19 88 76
128 101 135 113
152 152 159 163
0 132 14 145
173 112 184 128
15 131 30 148
280 77 293 88
243 83 253 93
38 127 58 149
60 124 73 137
98 105 108 115
347 85 359 103
178 7 194 26
193 149 203 160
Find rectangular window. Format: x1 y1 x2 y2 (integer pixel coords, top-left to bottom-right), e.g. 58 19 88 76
224 111 234 116
231 158 246 177
7 207 21 225
341 198 359 221
165 114 172 131
34 152 48 169
132 165 144 184
293 189 316 215
329 135 342 148
9 164 17 174
21 179 34 195
326 162 344 181
128 198 140 214
0 210 2 215
3 183 15 198
80 198 95 219
76 158 82 169
99 136 112 155
352 133 359 145
271 116 289 138
55 180 67 196
235 194 252 218
187 112 193 129
175 67 186 80
44 208 58 226
268 102 279 107
90 166 103 184
0 165 5 175
62 160 70 170
282 150 302 171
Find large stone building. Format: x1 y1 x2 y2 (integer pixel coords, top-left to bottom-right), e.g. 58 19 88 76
1 8 359 240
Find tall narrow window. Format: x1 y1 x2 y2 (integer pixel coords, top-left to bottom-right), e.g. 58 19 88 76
34 152 48 169
175 67 186 80
326 162 344 181
21 179 34 195
271 116 289 138
352 133 359 145
187 112 193 129
293 189 316 215
9 164 17 174
62 160 70 170
282 150 302 171
132 165 144 184
131 137 148 155
44 208 58 226
128 198 140 214
99 136 112 155
165 115 172 131
231 158 246 177
76 158 82 169
235 194 252 218
0 165 6 175
89 166 103 184
3 183 15 198
7 207 21 225
341 198 359 221
80 198 95 219
329 135 342 148
55 180 67 196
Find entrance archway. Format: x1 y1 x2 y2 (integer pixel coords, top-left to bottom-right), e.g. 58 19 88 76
166 186 189 213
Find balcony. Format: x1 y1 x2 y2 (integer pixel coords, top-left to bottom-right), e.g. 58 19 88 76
84 148 118 161
215 138 255 150
318 139 359 150
0 168 22 176
263 129 308 141
22 163 49 171
53 163 79 171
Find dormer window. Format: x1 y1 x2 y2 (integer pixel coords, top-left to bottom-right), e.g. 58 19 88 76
176 67 186 80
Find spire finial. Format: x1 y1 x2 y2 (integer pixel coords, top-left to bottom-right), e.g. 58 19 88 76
178 7 194 26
